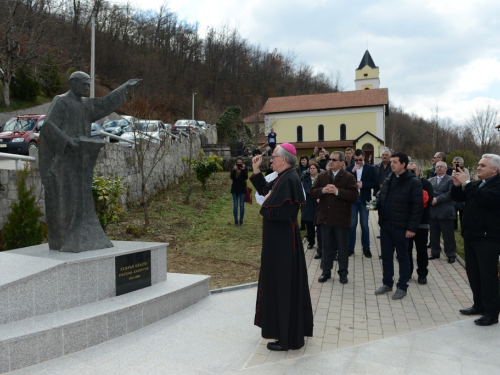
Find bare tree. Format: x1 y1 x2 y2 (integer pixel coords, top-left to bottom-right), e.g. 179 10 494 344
465 102 500 155
0 0 60 107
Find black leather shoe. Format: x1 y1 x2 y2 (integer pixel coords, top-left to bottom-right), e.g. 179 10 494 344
448 257 456 264
267 341 287 351
348 250 354 257
307 244 314 249
427 243 431 248
474 316 499 326
339 275 348 284
318 272 331 283
363 250 372 258
460 306 484 316
314 252 322 259
418 276 427 285
376 235 381 239
428 255 440 260
333 253 338 261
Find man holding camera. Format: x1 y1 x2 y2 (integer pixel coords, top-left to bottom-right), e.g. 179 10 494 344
451 154 500 326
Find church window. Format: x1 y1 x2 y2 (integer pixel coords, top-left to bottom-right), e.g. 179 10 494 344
318 125 324 141
340 124 346 140
297 126 303 142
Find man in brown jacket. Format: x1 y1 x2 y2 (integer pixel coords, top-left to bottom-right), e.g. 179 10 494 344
310 151 358 284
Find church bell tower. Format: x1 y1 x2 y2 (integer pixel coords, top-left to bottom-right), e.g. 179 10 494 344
355 50 380 90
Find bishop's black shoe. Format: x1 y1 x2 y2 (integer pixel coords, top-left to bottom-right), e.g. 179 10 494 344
474 316 499 326
428 255 440 260
339 274 348 284
314 252 322 259
267 341 287 351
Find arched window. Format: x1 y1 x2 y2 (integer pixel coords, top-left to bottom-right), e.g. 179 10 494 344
340 124 346 140
318 125 324 141
297 126 303 142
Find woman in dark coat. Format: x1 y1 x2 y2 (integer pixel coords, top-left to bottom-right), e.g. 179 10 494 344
230 157 248 226
301 161 320 249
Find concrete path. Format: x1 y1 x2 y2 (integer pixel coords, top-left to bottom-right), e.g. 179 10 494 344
9 214 500 374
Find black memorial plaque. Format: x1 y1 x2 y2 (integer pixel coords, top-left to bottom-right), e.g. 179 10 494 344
115 250 152 296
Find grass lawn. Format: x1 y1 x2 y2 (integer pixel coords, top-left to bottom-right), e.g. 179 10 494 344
106 171 264 289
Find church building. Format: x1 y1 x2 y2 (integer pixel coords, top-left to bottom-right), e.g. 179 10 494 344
260 50 389 161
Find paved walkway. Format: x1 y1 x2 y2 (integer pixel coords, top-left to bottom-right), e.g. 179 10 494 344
10 214 500 374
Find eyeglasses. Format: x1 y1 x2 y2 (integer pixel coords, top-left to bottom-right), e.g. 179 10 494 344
354 158 364 161
270 155 283 160
435 166 446 168
328 158 339 162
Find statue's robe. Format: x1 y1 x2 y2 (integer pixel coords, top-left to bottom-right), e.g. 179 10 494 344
39 85 128 252
250 167 314 350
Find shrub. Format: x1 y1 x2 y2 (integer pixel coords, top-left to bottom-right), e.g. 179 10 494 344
183 150 223 190
92 172 125 230
2 166 44 250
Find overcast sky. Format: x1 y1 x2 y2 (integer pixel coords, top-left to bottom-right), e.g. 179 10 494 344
131 0 500 124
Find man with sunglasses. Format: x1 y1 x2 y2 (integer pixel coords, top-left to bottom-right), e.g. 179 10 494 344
346 149 379 258
427 152 453 179
310 152 358 284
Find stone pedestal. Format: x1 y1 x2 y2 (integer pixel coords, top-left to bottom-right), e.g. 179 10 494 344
0 241 210 373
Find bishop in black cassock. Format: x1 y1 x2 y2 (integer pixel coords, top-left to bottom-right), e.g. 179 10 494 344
250 143 313 351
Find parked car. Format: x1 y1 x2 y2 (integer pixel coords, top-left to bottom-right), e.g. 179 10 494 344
197 120 208 129
102 118 131 141
170 119 201 135
0 114 45 154
90 123 106 139
121 115 138 124
119 120 167 147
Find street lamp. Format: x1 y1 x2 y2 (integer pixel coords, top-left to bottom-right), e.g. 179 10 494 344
90 18 102 98
192 92 197 120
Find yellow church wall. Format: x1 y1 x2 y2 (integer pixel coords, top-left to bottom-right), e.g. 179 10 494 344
271 112 378 143
361 84 373 90
355 66 379 80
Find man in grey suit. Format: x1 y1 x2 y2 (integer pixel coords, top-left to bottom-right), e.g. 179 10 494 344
428 161 457 263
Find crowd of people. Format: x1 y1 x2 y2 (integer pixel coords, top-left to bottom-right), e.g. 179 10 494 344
241 144 500 352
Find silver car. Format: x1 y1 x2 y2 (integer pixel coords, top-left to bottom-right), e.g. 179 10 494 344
119 120 167 147
171 119 201 134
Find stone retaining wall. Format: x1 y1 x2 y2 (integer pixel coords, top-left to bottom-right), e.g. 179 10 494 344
0 128 217 229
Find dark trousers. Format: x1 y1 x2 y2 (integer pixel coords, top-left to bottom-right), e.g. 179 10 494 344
408 228 429 276
305 221 315 246
380 221 410 291
269 143 276 152
465 238 500 318
430 218 457 259
316 225 322 254
320 225 349 276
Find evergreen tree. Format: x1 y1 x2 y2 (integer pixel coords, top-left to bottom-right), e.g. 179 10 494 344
39 53 62 97
2 166 44 250
10 67 42 101
215 106 245 144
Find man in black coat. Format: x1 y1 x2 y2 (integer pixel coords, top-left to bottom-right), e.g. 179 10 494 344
451 153 500 326
407 162 434 285
346 149 379 258
374 152 423 300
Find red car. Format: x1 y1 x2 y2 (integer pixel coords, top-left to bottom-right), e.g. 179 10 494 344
0 114 45 154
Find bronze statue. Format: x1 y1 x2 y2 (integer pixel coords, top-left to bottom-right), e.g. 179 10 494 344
39 71 140 252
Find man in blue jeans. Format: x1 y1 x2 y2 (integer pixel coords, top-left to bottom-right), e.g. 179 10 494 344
346 149 379 258
374 152 423 300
